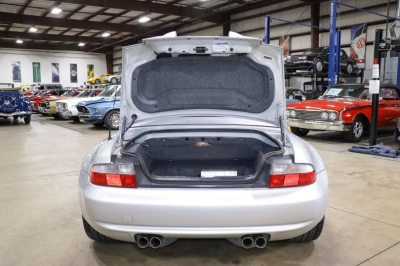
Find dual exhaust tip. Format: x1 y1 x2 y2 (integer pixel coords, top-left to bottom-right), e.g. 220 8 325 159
136 235 162 249
241 234 269 249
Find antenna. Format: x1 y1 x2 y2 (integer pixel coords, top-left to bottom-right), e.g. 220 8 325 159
108 85 118 140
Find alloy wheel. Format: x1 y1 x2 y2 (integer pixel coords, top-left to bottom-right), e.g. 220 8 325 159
353 120 363 138
110 112 120 129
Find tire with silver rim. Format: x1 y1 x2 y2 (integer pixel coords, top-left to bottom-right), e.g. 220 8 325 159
95 79 101 84
111 77 117 84
344 116 365 142
315 59 324 73
288 94 294 99
104 110 120 130
346 63 353 74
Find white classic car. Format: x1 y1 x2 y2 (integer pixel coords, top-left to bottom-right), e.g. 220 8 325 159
104 74 121 84
79 32 328 249
56 85 120 122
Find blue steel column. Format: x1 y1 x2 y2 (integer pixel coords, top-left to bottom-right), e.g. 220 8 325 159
397 54 400 85
335 30 341 84
328 1 337 86
264 16 271 44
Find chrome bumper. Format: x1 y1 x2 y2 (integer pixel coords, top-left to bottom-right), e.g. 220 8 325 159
38 106 49 113
0 111 31 117
57 108 72 119
79 113 102 119
288 119 350 132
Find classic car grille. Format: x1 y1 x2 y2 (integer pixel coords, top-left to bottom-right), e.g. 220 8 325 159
295 110 323 120
39 102 47 108
77 106 89 114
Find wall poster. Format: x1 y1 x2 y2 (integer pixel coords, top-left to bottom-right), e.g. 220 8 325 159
279 36 290 58
32 62 41 83
70 64 77 83
87 64 94 79
350 23 367 69
12 61 21 82
51 63 60 83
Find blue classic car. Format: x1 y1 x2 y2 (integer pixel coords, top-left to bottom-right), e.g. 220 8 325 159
0 87 32 124
76 97 120 130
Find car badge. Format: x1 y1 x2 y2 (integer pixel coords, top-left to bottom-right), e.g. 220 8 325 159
4 100 10 105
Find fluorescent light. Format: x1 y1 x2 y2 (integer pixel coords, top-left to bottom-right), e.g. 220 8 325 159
16 40 23 44
51 7 62 14
78 43 85 46
29 26 38 32
138 16 151 23
102 32 110 37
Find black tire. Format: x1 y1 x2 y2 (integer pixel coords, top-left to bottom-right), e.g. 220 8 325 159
343 116 365 142
289 217 324 242
51 114 59 119
395 128 400 144
87 81 92 85
95 79 101 85
104 110 120 130
111 77 117 84
24 115 31 124
93 122 104 127
291 127 310 137
82 217 114 242
314 59 324 73
13 115 19 120
72 116 80 123
345 63 353 74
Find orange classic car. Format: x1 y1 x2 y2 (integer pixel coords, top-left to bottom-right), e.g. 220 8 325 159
286 83 400 142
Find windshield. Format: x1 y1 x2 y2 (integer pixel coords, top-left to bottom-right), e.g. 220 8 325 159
322 86 368 99
62 89 74 97
303 48 326 55
98 85 117 97
77 90 94 98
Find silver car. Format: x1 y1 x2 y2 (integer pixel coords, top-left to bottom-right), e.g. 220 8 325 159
79 32 329 249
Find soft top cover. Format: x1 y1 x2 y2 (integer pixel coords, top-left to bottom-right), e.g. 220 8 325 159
131 55 275 113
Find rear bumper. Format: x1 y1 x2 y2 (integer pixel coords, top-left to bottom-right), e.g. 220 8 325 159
0 111 31 117
288 119 351 132
79 169 328 242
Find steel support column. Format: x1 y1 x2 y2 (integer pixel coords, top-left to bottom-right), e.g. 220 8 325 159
264 16 271 44
328 1 337 86
106 53 114 74
311 2 320 48
336 30 341 84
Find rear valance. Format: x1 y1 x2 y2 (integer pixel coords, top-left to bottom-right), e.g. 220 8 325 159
131 55 275 113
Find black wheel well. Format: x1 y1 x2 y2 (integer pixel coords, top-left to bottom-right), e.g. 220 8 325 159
355 113 370 128
104 108 119 118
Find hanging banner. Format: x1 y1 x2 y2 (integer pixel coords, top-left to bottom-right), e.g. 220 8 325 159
12 61 21 82
51 63 60 83
32 62 41 83
87 64 94 80
350 23 367 69
70 64 77 83
279 36 290 58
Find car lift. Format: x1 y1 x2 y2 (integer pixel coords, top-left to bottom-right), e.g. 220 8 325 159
329 0 400 145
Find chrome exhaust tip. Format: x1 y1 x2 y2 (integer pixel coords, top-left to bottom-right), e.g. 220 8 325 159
136 235 149 249
241 235 254 249
254 235 267 249
149 236 162 249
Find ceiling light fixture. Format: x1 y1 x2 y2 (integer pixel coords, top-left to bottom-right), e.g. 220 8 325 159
138 16 151 23
102 32 110 37
51 7 62 14
29 26 38 32
16 40 23 44
78 43 85 47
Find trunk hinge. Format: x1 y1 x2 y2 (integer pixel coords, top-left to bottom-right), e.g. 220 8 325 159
120 114 138 142
279 115 287 147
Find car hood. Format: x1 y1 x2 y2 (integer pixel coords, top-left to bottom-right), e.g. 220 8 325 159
78 97 121 107
121 34 286 129
287 98 371 111
45 97 68 102
58 97 101 106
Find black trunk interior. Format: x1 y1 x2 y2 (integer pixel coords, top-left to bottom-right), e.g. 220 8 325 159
129 136 279 178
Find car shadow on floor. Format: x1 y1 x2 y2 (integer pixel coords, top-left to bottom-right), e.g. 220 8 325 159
92 239 315 265
0 117 31 127
301 129 394 144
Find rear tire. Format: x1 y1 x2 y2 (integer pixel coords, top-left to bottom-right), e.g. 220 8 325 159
111 77 117 84
345 63 353 74
82 217 114 242
95 79 101 85
72 116 80 123
289 217 324 242
291 127 310 137
104 110 120 130
315 59 324 73
343 116 365 142
24 115 31 124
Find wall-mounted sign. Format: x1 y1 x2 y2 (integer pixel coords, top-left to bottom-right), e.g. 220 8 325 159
12 61 21 82
70 64 77 83
32 62 41 83
51 63 59 83
350 23 367 69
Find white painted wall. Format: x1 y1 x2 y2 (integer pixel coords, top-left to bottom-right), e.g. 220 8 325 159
0 49 107 87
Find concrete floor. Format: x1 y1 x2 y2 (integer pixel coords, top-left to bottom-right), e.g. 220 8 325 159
1 114 400 266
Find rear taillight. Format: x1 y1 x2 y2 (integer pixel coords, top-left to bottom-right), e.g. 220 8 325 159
268 164 316 188
90 164 137 188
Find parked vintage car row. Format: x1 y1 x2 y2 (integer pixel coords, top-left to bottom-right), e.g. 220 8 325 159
86 74 121 85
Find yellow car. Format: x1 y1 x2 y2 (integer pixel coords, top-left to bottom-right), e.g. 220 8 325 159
20 85 31 92
87 74 111 85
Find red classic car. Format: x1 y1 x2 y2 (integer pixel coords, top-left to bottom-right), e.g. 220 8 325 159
286 83 400 142
30 90 66 112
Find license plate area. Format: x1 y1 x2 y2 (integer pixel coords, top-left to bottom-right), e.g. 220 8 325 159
201 170 238 178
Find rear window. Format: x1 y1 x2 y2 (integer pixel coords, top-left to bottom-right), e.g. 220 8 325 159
131 55 275 113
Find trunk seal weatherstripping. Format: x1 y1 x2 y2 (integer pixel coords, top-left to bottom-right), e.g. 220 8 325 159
119 129 285 185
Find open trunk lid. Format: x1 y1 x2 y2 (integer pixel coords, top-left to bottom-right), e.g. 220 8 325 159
120 33 286 135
